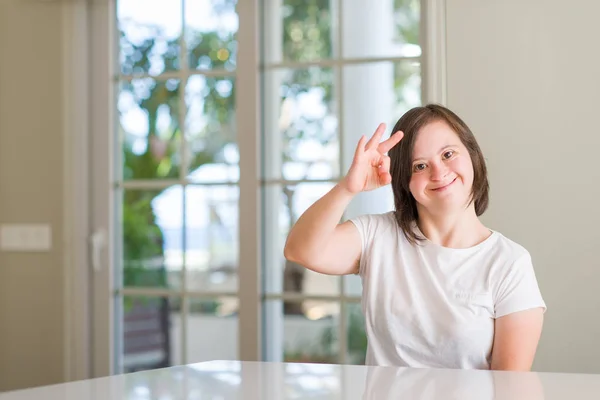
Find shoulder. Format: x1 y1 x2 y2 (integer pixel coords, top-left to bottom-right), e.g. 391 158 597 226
348 211 402 257
349 211 396 226
348 211 404 278
485 231 546 317
485 231 532 267
479 231 538 290
349 211 398 239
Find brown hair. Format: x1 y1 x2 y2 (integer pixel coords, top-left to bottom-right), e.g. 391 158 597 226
388 104 489 244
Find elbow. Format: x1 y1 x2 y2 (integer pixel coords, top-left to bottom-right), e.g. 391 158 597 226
283 243 294 261
283 238 310 267
283 239 300 263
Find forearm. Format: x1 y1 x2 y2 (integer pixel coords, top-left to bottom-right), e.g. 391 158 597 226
284 183 355 265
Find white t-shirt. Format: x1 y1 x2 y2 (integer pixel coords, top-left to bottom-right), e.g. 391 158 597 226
350 211 546 370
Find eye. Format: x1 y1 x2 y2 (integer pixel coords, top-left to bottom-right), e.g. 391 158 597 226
443 150 455 160
413 163 426 172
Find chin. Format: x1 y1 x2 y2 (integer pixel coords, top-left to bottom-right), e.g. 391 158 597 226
419 195 472 216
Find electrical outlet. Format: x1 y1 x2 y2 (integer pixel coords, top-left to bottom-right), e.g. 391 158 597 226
0 224 52 252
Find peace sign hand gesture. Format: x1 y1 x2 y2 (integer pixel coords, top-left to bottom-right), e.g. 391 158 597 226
339 123 404 195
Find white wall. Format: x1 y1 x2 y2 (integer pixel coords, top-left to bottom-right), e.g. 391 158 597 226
445 0 600 373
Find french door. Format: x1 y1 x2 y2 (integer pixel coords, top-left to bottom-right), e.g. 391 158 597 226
88 0 444 377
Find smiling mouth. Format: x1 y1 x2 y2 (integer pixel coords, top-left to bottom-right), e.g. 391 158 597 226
432 177 457 191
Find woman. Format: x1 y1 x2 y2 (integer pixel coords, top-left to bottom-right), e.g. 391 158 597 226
284 104 546 371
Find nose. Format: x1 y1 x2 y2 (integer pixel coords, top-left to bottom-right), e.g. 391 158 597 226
429 162 449 181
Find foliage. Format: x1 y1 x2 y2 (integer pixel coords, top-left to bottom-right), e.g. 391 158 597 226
122 191 166 287
283 305 367 364
118 5 236 288
394 0 420 46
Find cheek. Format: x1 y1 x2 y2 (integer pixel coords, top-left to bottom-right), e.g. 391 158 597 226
409 173 427 194
455 158 475 185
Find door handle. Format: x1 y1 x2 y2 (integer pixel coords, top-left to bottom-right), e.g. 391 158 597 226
90 229 106 272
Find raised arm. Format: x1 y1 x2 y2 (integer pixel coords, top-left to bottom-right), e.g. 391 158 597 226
284 185 361 275
284 123 403 275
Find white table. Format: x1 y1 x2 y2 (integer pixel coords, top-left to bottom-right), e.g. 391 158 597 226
1 360 600 399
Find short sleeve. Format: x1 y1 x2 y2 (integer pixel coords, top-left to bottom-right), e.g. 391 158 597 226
494 252 547 318
349 214 372 277
348 212 394 278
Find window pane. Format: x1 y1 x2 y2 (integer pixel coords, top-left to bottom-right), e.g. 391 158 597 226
120 188 183 289
344 274 363 298
185 185 238 292
346 302 367 365
263 0 336 64
263 183 339 296
185 0 238 71
341 62 421 167
186 297 239 363
120 296 179 373
185 75 237 183
117 0 182 75
341 61 420 223
262 67 339 181
118 78 182 181
394 61 422 112
264 300 340 363
342 0 420 59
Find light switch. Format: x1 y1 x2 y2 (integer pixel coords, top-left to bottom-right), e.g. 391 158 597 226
0 224 52 252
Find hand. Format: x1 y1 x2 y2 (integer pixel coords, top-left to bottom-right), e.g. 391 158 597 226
340 123 404 194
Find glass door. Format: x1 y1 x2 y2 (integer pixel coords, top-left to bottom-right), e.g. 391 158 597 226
89 0 435 376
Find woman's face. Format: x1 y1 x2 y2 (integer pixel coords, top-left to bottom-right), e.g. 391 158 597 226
408 120 475 215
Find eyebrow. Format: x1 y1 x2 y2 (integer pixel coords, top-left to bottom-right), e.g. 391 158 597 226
412 144 457 163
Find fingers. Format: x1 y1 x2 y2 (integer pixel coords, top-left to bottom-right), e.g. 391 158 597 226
365 123 386 150
378 172 392 186
353 134 368 162
378 155 391 173
378 130 404 154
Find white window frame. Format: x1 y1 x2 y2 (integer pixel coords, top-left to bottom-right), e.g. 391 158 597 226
62 0 447 378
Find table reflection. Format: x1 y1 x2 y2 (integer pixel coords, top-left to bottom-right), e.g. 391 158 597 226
120 361 547 399
4 360 593 400
359 366 544 400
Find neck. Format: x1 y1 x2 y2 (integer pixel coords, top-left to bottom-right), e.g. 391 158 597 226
416 203 490 248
